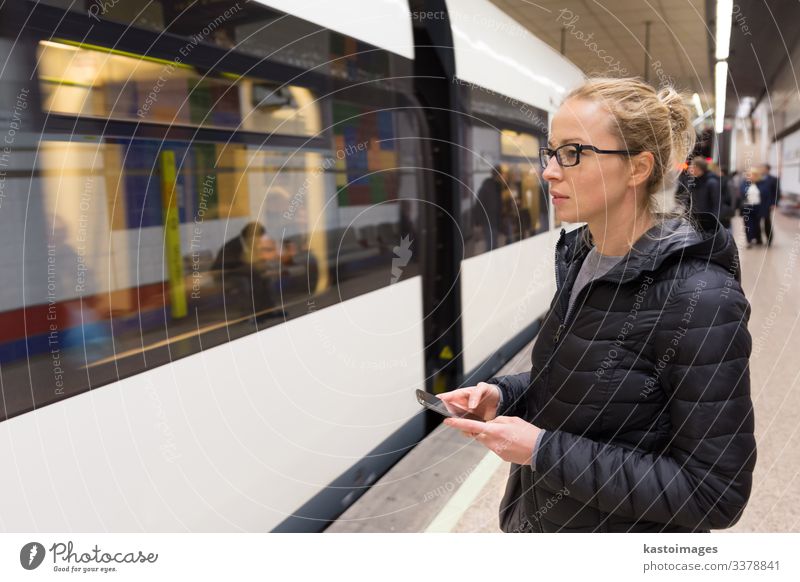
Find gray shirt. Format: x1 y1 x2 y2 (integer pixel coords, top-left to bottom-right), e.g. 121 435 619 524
567 246 626 319
495 245 625 471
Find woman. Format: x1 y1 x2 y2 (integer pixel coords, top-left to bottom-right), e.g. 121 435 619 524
441 78 757 533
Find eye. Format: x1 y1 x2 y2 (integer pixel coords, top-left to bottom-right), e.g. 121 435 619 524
559 145 579 165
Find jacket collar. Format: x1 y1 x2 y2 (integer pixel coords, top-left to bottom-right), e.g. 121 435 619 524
556 211 741 285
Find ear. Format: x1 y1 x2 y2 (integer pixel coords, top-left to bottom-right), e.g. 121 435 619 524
627 151 655 190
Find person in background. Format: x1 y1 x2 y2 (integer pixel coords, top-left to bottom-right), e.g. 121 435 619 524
675 163 693 210
757 163 781 247
475 165 505 251
212 221 281 319
730 169 743 194
739 169 762 249
674 163 691 210
728 170 743 222
500 171 517 243
740 168 763 248
709 162 735 236
684 157 725 224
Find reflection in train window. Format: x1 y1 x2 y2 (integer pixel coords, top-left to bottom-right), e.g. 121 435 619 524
37 40 321 135
0 124 420 420
462 83 550 258
0 31 422 422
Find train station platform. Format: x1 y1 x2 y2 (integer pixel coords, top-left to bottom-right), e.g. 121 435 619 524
327 213 800 533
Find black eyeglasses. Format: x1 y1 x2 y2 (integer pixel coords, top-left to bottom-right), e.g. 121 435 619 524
539 143 643 169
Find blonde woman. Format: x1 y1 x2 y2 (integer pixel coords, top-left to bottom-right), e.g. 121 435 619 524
441 78 756 533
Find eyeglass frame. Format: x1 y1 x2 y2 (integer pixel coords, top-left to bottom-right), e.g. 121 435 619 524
539 143 643 169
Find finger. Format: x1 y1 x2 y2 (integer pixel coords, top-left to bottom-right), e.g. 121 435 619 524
439 388 467 403
467 387 479 409
444 417 489 433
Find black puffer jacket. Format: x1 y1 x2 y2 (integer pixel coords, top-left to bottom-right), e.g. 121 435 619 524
490 212 756 532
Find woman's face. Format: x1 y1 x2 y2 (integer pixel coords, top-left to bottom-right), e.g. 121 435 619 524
543 98 636 225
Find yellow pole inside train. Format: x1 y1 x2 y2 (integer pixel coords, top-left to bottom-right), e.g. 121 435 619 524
160 150 188 319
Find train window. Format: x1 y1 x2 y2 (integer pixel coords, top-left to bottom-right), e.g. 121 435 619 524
34 1 167 33
1 119 420 420
460 83 550 258
0 6 423 422
37 40 321 136
500 129 539 158
236 14 393 87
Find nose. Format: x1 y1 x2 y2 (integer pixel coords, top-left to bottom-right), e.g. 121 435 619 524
542 154 562 182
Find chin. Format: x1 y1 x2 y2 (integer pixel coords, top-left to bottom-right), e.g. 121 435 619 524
554 208 576 223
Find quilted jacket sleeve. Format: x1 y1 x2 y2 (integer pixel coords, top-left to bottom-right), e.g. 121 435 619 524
532 270 757 530
485 372 531 419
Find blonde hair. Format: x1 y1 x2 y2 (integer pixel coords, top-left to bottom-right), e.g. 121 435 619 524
564 77 696 217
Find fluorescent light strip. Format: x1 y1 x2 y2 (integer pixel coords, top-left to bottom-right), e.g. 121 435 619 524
715 61 728 133
716 0 733 60
692 93 704 117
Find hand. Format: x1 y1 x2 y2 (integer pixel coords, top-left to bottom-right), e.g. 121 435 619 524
443 416 542 465
438 382 501 421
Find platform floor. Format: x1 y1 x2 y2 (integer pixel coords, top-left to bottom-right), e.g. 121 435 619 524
327 213 800 533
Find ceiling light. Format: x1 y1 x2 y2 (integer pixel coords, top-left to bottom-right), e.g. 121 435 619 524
715 61 728 133
692 93 704 117
716 0 733 60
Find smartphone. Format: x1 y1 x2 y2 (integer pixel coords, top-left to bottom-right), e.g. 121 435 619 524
415 389 485 422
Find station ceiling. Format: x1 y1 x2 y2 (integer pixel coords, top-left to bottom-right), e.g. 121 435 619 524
490 0 798 121
490 0 712 109
718 0 799 119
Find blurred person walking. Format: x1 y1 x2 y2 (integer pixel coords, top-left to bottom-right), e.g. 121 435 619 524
740 169 763 248
757 163 781 247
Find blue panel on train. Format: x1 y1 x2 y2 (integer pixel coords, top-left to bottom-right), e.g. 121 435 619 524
343 125 359 153
121 140 161 229
377 110 394 149
119 140 191 228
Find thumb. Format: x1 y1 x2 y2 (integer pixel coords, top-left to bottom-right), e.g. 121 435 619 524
467 387 479 409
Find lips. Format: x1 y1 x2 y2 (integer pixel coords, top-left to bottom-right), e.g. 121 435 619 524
550 192 569 199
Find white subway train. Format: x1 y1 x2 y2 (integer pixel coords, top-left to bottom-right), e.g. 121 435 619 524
0 0 582 532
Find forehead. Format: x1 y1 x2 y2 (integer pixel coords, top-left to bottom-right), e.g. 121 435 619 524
549 98 616 146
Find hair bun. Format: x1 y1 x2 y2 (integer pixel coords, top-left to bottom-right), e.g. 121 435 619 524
657 86 694 164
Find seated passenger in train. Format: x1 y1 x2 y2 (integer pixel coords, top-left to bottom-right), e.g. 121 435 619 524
212 221 282 319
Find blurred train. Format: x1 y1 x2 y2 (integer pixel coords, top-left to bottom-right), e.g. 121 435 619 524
0 0 582 531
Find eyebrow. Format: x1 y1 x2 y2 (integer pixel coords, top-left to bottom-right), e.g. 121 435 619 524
547 137 582 148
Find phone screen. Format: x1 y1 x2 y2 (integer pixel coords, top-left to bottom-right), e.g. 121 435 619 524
415 389 484 422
